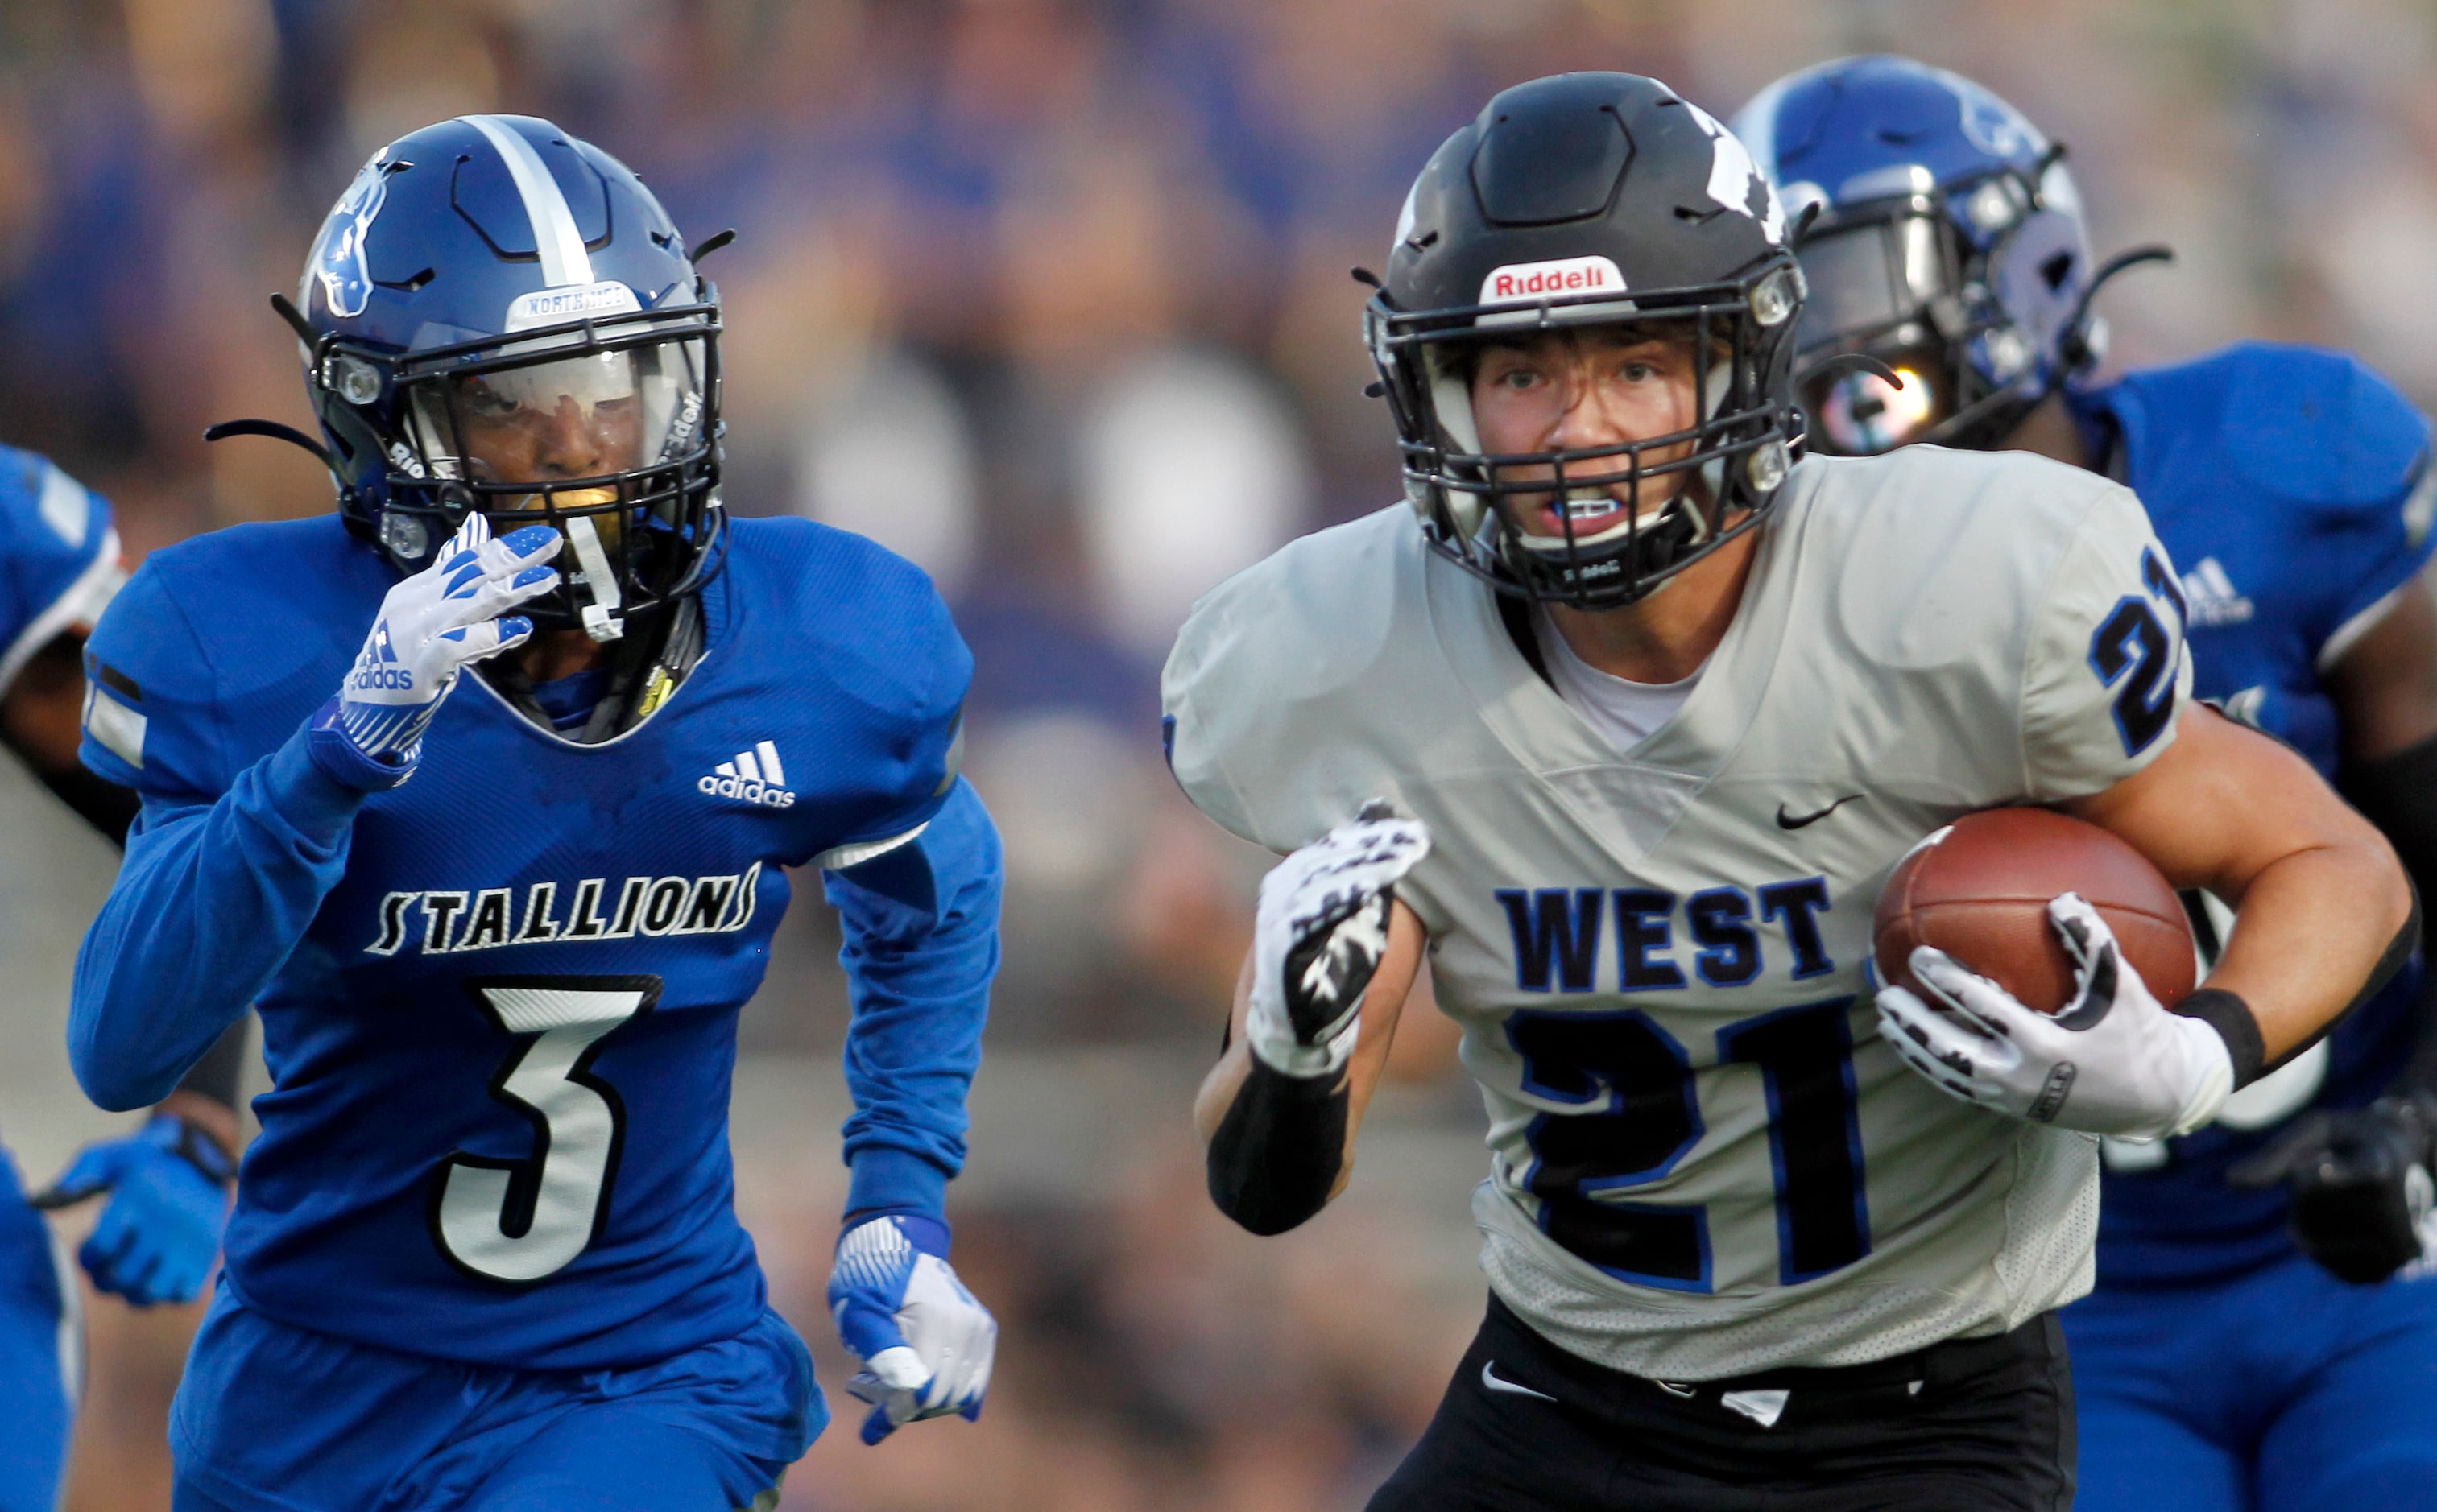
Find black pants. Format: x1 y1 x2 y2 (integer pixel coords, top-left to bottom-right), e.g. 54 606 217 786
1369 1295 2075 1511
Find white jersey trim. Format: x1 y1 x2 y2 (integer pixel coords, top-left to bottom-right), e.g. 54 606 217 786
2315 577 2414 675
815 822 929 873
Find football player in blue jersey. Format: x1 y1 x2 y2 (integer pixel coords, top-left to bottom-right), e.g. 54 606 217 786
1738 56 2437 1511
67 114 1003 1511
0 444 244 1510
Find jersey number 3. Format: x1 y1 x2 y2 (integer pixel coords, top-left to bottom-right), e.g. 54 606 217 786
432 976 660 1284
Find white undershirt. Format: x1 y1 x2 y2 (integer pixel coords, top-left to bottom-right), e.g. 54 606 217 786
1536 609 1704 754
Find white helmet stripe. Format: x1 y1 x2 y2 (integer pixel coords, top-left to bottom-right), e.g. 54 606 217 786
458 114 594 287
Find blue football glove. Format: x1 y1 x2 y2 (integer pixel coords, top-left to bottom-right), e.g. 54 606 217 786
828 1213 996 1444
318 513 561 785
30 1114 234 1307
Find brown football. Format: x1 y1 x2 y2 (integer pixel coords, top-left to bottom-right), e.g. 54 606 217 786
1873 808 2195 1014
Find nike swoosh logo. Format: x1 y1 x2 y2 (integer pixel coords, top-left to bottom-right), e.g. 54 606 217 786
1653 1379 1698 1398
1776 795 1862 830
1479 1361 1558 1403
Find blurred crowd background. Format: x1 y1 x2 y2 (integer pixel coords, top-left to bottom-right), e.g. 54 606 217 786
2 0 2435 1506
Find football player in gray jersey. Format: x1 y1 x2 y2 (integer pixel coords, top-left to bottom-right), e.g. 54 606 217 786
1163 73 2415 1511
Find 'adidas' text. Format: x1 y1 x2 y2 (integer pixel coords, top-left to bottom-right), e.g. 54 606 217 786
700 740 796 808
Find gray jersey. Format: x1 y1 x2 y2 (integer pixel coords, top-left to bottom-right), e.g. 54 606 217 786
1163 448 2192 1379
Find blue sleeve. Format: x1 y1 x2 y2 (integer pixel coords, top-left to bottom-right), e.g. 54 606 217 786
2327 447 2437 655
68 561 372 1110
827 778 1003 1219
812 550 973 862
2231 348 2437 656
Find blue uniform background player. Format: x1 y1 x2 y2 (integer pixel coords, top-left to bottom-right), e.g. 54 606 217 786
0 444 241 1512
71 114 1002 1510
1738 56 2437 1510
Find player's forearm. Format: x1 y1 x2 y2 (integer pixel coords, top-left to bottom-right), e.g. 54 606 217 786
830 782 1002 1218
70 728 364 1109
1203 1047 1354 1235
2208 834 2414 1065
2343 728 2437 936
167 1018 251 1122
1198 904 1419 1234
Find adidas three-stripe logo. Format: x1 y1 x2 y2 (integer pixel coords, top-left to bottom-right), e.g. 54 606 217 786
698 740 796 808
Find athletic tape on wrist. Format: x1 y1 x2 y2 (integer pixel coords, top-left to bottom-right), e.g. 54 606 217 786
1207 1056 1348 1237
2173 987 2265 1090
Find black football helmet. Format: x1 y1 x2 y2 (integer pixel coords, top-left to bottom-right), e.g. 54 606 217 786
1367 72 1807 609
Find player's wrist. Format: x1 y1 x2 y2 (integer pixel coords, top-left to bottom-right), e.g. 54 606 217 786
2170 986 2265 1091
152 1091 240 1173
140 1108 237 1187
303 697 416 791
2155 1011 2235 1138
842 1146 950 1223
838 1210 950 1255
1245 994 1359 1079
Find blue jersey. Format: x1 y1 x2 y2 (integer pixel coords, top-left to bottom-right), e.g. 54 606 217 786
2072 342 2433 1283
0 446 121 1509
70 514 999 1370
0 444 120 698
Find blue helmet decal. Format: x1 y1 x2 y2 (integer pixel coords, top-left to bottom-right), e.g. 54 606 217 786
308 158 391 321
1957 81 2038 160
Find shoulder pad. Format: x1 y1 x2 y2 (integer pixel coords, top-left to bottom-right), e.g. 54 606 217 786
1161 508 1415 853
0 444 108 554
0 444 118 685
129 515 379 704
2125 342 2431 513
726 514 966 716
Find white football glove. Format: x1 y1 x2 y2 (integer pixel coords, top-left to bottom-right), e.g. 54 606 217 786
1874 893 2233 1141
828 1214 996 1445
1247 799 1430 1079
332 513 561 771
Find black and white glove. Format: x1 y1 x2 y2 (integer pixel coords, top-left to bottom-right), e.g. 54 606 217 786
2231 1092 2437 1284
1247 801 1430 1079
1875 893 2235 1140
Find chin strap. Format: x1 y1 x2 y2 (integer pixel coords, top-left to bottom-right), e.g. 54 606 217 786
561 515 626 642
2058 244 2175 373
1850 243 2178 456
201 418 337 470
1910 382 2038 451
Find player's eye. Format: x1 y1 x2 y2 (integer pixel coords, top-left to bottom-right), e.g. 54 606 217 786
462 383 520 421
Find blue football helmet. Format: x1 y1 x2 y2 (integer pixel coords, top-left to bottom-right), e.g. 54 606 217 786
1733 57 2116 455
269 115 722 641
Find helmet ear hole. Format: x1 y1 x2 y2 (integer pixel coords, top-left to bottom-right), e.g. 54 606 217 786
1427 359 1485 456
1421 357 1487 543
